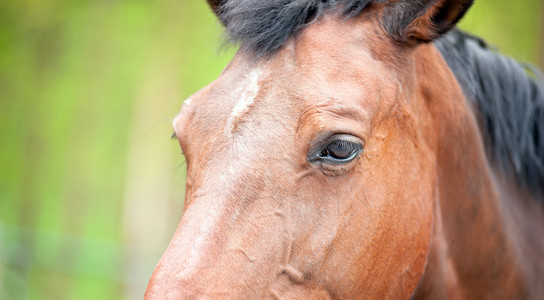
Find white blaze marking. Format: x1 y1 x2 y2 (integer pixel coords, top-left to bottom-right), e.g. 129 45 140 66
226 69 262 135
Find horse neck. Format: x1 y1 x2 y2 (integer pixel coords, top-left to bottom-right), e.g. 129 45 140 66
410 44 543 299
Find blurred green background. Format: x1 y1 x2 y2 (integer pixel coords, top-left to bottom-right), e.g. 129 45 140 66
0 0 542 299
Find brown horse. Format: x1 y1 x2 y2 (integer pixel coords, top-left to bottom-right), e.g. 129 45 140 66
146 0 544 298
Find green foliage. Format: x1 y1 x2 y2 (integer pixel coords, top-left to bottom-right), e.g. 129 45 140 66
0 0 541 299
459 0 543 65
0 1 231 298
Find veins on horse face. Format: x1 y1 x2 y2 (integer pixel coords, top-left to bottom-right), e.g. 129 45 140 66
225 247 256 263
279 264 305 284
279 196 295 267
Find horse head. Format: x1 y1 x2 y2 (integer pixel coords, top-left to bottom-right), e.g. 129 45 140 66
146 0 544 298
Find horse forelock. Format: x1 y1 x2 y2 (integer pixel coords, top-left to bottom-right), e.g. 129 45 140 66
217 0 382 57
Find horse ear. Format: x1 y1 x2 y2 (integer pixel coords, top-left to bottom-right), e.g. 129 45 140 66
384 0 474 44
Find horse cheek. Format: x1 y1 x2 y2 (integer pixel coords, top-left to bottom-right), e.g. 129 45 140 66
356 117 434 298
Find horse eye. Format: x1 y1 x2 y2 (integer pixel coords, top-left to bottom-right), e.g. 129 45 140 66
314 139 362 164
323 140 356 159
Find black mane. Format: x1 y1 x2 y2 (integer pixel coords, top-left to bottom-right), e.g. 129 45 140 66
436 30 544 196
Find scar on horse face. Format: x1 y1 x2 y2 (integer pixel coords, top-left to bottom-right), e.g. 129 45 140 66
146 0 544 299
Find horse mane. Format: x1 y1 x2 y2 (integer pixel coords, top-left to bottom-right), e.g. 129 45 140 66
435 30 544 197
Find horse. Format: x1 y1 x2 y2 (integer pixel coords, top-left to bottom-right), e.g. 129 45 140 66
145 0 544 298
